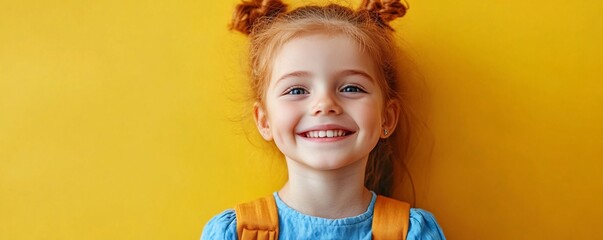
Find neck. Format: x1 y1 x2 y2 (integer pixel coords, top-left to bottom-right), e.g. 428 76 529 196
277 157 373 219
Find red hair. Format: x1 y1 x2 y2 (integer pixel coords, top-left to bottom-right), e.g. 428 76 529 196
230 0 414 199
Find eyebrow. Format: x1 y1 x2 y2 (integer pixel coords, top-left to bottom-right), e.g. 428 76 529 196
276 71 312 83
276 69 375 83
336 69 375 82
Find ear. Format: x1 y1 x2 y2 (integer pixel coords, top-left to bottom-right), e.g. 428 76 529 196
381 99 401 138
253 102 273 141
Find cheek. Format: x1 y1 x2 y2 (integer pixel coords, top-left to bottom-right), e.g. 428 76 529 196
354 101 384 134
267 101 302 131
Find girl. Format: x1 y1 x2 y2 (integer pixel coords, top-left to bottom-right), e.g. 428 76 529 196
203 0 445 239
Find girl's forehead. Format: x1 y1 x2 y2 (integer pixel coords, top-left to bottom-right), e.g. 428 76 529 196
270 33 376 80
280 33 364 54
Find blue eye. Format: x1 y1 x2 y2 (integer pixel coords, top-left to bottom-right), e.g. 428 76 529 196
286 87 308 95
341 85 366 93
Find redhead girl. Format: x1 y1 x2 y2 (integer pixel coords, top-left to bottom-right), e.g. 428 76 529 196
202 0 445 239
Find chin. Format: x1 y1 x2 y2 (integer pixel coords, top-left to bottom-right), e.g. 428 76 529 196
295 156 362 171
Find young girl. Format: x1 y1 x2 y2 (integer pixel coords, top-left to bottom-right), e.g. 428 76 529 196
202 0 445 239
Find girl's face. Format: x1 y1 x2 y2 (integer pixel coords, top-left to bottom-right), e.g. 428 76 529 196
254 33 393 171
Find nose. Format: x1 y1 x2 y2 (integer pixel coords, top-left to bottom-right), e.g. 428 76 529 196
312 91 342 116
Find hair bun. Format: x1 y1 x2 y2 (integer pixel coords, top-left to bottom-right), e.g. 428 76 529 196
230 0 288 35
359 0 408 28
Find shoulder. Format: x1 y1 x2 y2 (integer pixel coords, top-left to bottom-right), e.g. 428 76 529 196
407 208 446 240
200 209 237 240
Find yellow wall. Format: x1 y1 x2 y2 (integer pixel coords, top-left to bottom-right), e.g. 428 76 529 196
1 0 601 239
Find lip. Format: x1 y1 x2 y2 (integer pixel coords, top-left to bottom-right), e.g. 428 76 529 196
297 124 355 133
297 124 356 142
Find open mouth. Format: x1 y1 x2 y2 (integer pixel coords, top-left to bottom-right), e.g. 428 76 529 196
300 130 355 138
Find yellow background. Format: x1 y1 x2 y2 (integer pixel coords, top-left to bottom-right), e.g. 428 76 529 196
1 0 601 239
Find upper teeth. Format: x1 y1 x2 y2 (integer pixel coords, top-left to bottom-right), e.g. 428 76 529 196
305 130 347 138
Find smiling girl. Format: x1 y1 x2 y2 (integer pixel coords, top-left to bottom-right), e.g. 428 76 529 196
202 0 445 239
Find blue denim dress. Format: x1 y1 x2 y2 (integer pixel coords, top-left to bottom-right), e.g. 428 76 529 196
201 192 446 240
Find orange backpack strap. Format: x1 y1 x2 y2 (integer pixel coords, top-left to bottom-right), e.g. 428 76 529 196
372 195 411 240
234 195 279 240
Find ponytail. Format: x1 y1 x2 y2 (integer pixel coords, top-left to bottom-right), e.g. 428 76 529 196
230 0 288 35
359 0 408 30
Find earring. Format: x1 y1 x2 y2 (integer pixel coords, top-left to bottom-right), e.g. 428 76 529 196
384 129 388 135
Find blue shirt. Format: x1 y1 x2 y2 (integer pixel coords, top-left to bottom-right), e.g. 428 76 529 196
201 192 445 239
